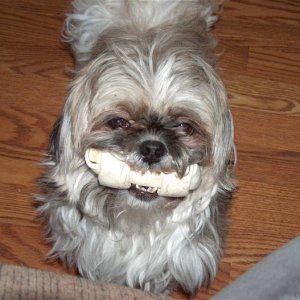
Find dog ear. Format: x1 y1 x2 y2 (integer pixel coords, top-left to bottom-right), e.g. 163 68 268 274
63 0 112 63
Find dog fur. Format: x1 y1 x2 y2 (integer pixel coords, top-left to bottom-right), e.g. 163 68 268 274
38 0 235 294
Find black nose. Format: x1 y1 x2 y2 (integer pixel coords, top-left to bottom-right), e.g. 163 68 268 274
139 140 166 164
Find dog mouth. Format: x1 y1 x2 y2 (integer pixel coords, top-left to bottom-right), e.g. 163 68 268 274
129 184 159 201
85 149 202 198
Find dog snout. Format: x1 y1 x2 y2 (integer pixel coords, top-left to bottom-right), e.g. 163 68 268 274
139 140 166 164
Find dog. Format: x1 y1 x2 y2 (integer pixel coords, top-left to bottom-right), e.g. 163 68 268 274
38 0 235 295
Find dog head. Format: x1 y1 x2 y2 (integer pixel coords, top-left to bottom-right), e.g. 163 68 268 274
48 0 234 228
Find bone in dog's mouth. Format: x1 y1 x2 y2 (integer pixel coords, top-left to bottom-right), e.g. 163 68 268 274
85 149 202 197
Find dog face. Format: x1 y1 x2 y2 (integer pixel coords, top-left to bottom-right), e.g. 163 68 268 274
47 23 233 229
84 101 211 204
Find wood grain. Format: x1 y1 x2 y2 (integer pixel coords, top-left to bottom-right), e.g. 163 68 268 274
0 0 299 299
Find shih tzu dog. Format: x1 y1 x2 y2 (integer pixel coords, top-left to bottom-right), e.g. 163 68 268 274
38 0 235 295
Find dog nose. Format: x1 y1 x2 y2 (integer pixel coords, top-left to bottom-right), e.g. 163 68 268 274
140 140 166 164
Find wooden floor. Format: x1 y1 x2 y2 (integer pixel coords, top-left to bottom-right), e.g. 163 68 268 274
0 0 299 299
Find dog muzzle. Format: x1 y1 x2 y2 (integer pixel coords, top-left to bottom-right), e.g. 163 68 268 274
85 148 201 197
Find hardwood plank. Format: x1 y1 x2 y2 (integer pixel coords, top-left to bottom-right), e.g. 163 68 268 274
248 47 300 84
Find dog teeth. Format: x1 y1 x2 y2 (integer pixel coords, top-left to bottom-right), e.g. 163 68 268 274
136 185 158 193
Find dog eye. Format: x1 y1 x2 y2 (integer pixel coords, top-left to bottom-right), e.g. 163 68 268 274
175 122 194 136
108 117 131 129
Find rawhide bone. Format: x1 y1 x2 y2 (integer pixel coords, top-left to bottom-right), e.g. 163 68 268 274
85 148 201 197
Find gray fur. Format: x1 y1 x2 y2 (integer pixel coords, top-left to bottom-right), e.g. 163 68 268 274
38 0 235 295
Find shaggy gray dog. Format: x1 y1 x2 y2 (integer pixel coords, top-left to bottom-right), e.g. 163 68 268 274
39 0 235 294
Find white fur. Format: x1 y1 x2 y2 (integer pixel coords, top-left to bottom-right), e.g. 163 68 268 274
65 0 222 62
